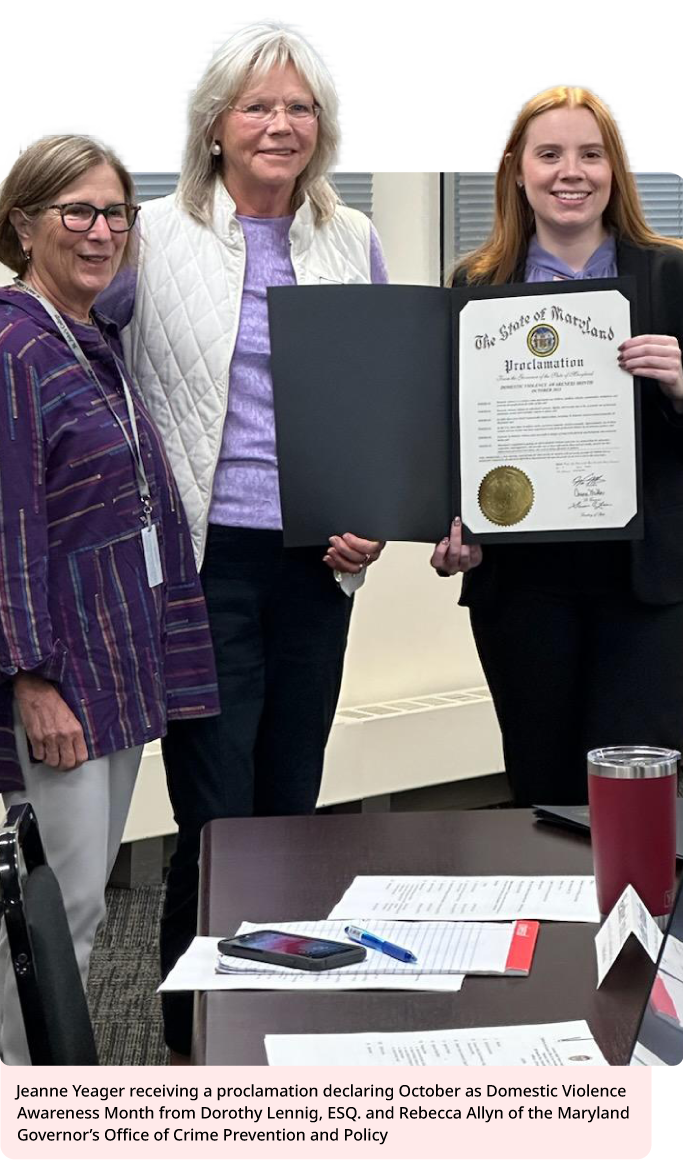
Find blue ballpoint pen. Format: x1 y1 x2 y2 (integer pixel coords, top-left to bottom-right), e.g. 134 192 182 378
344 925 417 963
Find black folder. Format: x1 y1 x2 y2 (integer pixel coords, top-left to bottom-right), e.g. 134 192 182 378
268 279 641 548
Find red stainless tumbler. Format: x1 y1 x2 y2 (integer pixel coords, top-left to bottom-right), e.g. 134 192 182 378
587 746 678 925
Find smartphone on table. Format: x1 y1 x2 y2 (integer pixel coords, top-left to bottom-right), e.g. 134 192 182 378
217 929 367 971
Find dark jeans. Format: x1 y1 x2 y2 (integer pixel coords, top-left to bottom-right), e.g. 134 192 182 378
160 525 353 1055
470 588 683 807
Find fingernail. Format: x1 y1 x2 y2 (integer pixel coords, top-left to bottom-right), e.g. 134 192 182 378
453 517 461 527
441 537 449 545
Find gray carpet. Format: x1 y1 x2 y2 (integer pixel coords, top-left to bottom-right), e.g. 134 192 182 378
88 886 168 1066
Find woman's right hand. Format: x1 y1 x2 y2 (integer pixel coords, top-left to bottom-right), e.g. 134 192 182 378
13 673 88 771
430 517 483 576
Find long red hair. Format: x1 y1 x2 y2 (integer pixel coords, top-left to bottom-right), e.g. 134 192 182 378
452 85 682 285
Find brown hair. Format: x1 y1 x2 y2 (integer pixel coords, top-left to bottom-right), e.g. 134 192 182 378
0 134 136 276
452 85 683 286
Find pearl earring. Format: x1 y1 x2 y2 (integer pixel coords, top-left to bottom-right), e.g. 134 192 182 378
210 141 222 156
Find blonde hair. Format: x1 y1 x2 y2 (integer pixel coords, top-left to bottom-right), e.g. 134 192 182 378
0 134 135 277
453 85 683 286
179 22 340 225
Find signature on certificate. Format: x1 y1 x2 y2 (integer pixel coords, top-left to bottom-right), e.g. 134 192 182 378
569 473 611 515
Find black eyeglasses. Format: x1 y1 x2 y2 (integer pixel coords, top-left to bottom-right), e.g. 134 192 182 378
40 202 140 233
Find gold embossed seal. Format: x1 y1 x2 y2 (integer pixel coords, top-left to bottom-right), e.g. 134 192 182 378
478 466 534 526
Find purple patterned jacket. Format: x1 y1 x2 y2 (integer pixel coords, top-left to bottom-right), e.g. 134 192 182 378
0 287 218 790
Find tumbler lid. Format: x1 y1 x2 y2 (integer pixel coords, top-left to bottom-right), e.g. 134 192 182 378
587 745 680 779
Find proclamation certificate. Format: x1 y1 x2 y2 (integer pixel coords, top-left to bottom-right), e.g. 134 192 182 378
456 281 641 542
268 281 642 545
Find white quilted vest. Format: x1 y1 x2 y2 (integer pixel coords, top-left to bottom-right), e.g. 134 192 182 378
122 181 373 568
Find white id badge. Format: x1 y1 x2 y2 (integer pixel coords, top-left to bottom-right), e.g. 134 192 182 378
141 525 163 588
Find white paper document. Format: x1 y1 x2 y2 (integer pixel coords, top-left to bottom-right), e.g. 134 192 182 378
595 885 664 987
630 1044 668 1066
158 934 464 994
265 1020 607 1067
213 919 535 976
459 289 636 535
328 875 599 923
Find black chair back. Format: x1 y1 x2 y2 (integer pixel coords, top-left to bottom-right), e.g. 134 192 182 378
0 803 98 1065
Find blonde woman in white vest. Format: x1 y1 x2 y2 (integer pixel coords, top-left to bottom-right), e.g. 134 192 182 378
100 22 387 1062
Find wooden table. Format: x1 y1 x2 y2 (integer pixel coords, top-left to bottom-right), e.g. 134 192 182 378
193 809 653 1064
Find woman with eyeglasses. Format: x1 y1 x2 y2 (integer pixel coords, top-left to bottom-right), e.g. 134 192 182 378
0 135 218 1064
99 22 388 1062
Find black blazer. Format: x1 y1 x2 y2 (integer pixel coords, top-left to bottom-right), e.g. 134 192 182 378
460 239 683 606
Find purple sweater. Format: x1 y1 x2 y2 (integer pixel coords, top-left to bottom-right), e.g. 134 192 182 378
0 288 219 790
525 234 617 281
100 216 388 529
